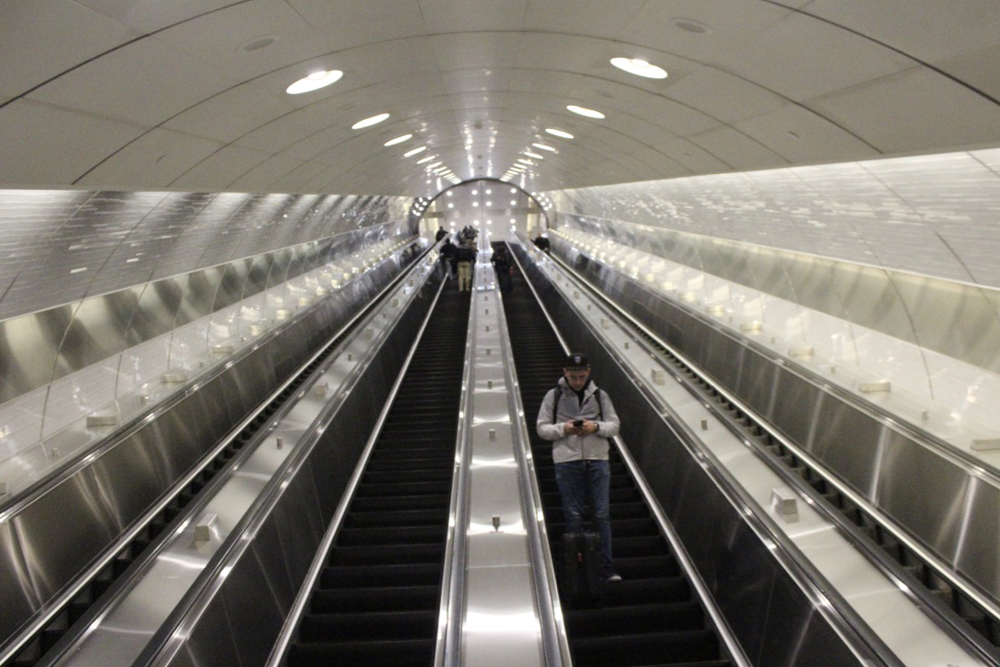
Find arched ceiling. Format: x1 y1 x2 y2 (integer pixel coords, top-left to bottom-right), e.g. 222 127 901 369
2 0 998 197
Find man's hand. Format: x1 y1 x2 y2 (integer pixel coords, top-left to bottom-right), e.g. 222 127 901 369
565 420 598 436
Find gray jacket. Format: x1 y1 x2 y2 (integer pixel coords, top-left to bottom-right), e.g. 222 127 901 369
536 378 620 463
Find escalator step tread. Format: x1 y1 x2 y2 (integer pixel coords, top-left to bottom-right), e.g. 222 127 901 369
287 638 434 666
570 629 720 667
299 609 437 642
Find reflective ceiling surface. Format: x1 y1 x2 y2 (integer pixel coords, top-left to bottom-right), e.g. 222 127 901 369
1 0 998 196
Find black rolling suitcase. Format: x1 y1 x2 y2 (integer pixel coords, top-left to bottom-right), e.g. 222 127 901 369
561 532 603 606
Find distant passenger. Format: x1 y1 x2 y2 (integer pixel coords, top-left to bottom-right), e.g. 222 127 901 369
537 352 621 582
440 237 456 280
435 226 447 242
491 245 513 293
455 241 476 291
533 233 550 254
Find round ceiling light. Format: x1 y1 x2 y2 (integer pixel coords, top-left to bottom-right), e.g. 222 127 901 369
384 133 413 146
567 105 605 119
286 70 343 95
545 128 574 139
352 113 390 129
610 57 667 79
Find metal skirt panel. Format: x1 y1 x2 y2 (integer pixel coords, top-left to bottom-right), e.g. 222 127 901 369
0 224 403 405
555 241 1000 610
0 250 418 649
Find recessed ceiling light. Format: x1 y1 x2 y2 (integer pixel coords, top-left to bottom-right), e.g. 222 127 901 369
671 18 712 34
545 128 574 139
352 113 390 129
242 35 278 52
417 155 436 164
403 146 427 157
532 143 557 152
567 105 605 119
384 133 413 146
286 70 343 95
610 57 667 79
524 152 544 159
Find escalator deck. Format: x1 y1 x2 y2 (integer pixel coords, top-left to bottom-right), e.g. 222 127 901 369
287 285 471 666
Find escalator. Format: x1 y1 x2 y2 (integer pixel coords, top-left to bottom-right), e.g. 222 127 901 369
286 284 470 665
499 242 733 667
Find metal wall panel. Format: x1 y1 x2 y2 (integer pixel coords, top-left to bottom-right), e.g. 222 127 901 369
164 270 438 666
553 241 1000 610
0 250 419 649
514 244 868 665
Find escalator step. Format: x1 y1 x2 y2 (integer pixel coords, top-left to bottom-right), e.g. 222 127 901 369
311 585 439 613
346 508 449 528
570 629 720 667
565 601 705 635
337 525 445 546
328 539 445 566
287 638 435 666
299 609 437 642
322 562 442 588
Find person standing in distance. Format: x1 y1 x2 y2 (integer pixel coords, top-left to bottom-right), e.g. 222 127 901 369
537 352 622 582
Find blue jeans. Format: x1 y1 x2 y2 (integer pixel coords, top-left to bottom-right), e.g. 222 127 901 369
554 460 613 573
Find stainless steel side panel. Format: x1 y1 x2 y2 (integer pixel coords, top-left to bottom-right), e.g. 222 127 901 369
0 246 421 652
553 239 1000 610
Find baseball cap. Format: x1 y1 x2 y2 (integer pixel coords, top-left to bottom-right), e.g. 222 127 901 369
563 352 589 369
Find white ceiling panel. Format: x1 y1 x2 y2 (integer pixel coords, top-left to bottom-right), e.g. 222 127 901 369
736 104 881 164
429 33 523 73
0 100 144 184
152 1 326 83
286 0 427 44
169 145 272 191
804 0 1000 63
659 138 732 176
664 67 787 124
690 126 788 172
938 44 1000 102
628 0 797 63
720 13 916 102
0 0 138 98
26 36 239 127
76 128 224 190
0 0 996 195
163 87 296 144
419 0 528 32
74 0 241 33
811 67 1000 153
623 147 691 180
523 0 647 38
227 153 305 192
